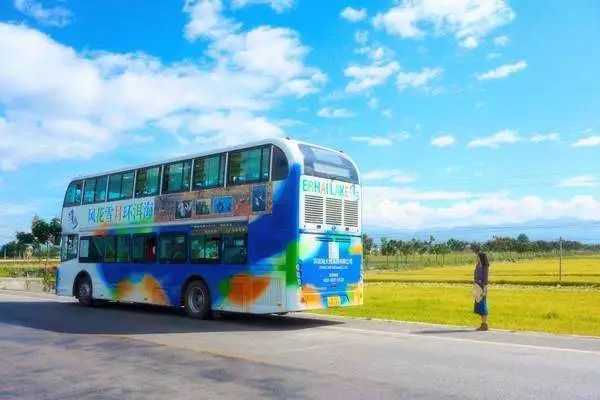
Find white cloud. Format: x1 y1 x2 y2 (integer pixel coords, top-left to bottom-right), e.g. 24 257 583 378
157 110 285 147
462 36 479 49
0 15 324 170
231 0 294 13
572 136 600 148
363 169 416 184
183 0 240 40
372 0 515 48
354 30 369 44
431 134 456 147
354 45 389 61
530 133 559 143
364 191 600 230
341 7 367 22
317 107 355 118
468 129 520 148
344 60 400 93
381 109 392 118
493 35 509 46
477 60 527 80
350 132 409 147
486 52 502 59
14 0 72 27
396 67 443 91
368 97 379 109
557 175 598 188
351 136 393 146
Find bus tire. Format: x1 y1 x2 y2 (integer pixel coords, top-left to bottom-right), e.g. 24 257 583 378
183 280 211 319
75 274 94 307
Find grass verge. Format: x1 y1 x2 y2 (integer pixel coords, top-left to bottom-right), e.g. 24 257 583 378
317 283 600 337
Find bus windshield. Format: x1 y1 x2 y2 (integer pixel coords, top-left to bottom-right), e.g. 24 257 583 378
299 144 358 184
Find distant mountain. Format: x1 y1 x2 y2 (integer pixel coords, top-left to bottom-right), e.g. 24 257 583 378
364 218 600 244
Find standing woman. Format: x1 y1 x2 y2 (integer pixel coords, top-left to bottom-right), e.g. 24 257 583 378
471 243 490 331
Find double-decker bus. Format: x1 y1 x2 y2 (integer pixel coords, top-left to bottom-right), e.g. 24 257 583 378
56 139 363 318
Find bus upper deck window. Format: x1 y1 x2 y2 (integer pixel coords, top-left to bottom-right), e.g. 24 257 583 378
83 176 108 205
162 160 192 194
193 154 225 190
227 147 270 184
135 166 161 198
108 171 134 201
299 144 358 184
64 181 83 207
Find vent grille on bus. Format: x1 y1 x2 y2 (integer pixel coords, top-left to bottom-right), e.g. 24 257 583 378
255 278 283 306
325 198 343 226
343 200 359 228
304 195 324 224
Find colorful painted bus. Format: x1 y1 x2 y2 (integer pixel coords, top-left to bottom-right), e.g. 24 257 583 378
56 138 363 318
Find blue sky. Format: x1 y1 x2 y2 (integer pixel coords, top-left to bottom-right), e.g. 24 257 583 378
1 0 599 243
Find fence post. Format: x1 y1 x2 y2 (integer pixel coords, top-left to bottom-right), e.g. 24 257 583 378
559 236 563 284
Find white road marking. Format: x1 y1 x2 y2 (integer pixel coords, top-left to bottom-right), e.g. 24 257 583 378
321 326 600 356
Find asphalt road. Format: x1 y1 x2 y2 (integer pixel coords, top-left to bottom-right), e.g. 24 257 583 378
1 290 599 400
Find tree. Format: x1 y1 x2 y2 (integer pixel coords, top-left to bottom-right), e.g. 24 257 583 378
16 232 36 246
31 216 62 265
362 234 374 256
447 238 467 252
517 233 530 243
399 241 413 264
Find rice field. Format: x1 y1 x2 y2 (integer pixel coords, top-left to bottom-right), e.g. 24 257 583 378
318 255 600 336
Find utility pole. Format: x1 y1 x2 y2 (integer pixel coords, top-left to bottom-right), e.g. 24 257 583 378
559 236 563 284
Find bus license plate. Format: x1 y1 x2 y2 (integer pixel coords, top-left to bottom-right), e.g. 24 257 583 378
327 296 341 307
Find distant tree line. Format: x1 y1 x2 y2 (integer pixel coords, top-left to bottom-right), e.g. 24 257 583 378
0 216 61 259
362 233 600 259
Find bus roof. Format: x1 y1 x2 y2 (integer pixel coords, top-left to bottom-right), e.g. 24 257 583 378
66 138 357 182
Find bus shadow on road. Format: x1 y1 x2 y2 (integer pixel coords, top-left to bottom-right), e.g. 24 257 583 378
0 300 343 335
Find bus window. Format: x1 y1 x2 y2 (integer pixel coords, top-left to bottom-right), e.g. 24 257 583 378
79 236 104 263
135 166 161 198
227 146 270 185
83 176 108 205
83 178 96 205
190 235 220 263
116 235 131 262
222 234 247 264
95 176 108 202
193 154 224 190
64 181 83 207
104 236 117 262
104 235 130 263
162 160 192 194
60 234 78 261
299 144 359 184
132 234 156 263
159 233 187 264
108 171 134 201
271 146 289 181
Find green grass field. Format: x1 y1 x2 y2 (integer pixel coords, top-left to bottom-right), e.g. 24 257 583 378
318 283 600 336
317 255 600 336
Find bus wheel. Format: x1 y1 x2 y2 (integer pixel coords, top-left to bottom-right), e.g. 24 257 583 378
184 280 210 319
76 275 93 307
